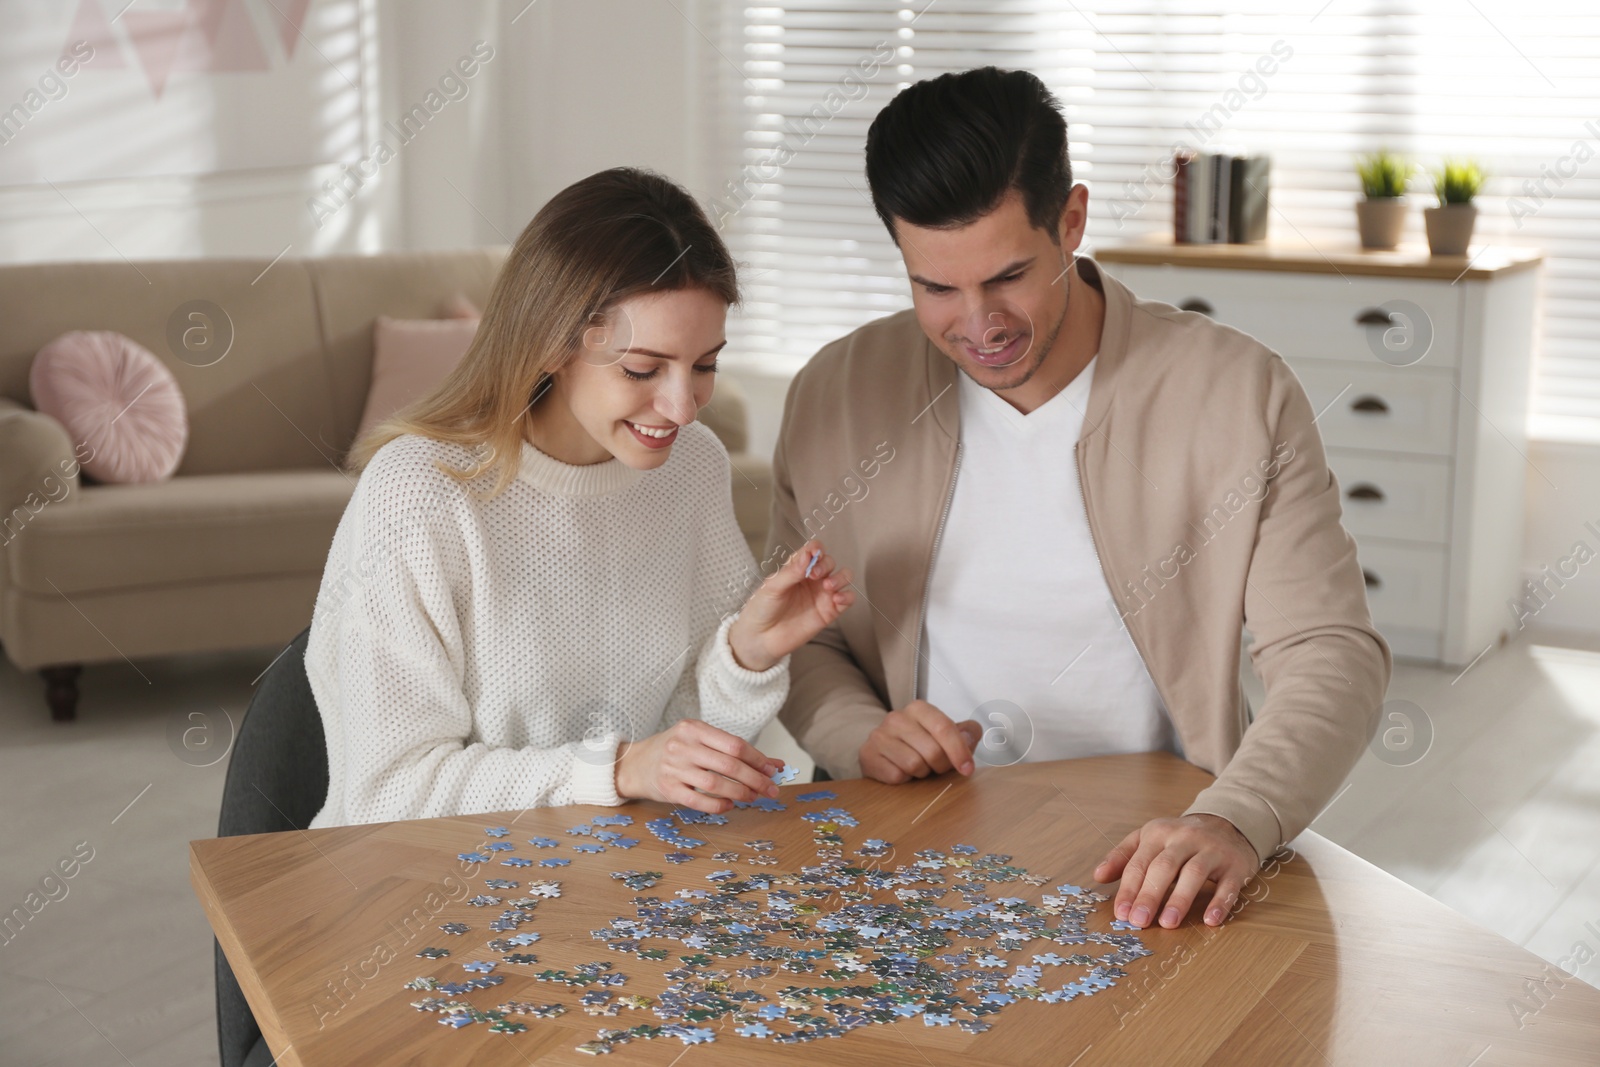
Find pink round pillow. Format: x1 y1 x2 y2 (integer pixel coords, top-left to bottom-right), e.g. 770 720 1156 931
29 331 188 484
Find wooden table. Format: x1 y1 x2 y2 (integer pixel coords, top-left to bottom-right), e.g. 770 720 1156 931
191 754 1600 1065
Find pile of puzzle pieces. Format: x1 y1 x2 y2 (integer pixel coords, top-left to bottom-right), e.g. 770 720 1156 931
401 770 1153 1054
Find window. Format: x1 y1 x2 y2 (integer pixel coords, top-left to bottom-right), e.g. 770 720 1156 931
707 1 1600 439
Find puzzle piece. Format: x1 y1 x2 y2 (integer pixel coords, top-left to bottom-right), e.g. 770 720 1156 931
435 792 1148 1055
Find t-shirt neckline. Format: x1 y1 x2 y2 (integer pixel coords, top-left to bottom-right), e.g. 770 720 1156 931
961 353 1099 435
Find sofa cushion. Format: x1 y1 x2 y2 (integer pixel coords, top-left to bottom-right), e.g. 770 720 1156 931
305 249 507 459
440 293 481 319
6 469 354 597
30 330 189 484
356 317 478 442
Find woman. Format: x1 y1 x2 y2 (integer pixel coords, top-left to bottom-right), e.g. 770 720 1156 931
306 168 852 828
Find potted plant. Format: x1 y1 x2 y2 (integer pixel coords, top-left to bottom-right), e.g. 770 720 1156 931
1424 159 1486 256
1355 150 1417 250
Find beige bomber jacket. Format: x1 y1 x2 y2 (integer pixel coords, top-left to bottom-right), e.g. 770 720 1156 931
765 256 1392 864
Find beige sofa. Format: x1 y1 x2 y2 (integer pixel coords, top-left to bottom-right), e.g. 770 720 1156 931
0 248 772 720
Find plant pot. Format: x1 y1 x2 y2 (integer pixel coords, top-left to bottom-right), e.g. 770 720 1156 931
1424 203 1478 256
1356 197 1408 250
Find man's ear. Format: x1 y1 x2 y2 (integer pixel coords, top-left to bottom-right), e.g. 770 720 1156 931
1057 183 1090 251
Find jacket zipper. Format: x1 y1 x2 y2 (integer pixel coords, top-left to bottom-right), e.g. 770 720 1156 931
1076 439 1175 719
911 441 963 700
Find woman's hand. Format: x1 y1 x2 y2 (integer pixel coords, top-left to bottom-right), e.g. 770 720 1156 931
727 540 855 672
614 719 785 814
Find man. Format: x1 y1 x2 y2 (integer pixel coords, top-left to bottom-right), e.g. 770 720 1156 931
767 67 1390 932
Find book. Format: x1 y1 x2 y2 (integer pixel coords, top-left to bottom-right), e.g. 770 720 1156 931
1188 151 1211 244
1212 153 1231 242
1172 150 1194 244
1228 154 1271 243
1171 149 1270 244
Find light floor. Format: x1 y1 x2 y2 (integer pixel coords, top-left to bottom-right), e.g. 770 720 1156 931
0 631 1597 1066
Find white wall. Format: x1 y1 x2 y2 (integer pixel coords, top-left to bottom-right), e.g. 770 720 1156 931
1519 440 1600 636
500 0 704 231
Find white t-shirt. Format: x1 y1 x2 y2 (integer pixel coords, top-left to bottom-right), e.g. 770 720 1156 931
921 356 1182 765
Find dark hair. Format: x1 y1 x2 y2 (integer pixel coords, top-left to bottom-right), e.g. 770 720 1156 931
864 67 1072 241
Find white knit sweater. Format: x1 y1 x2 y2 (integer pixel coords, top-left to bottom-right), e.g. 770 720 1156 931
304 421 788 828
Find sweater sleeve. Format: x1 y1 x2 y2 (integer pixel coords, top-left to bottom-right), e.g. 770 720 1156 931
768 373 890 778
1182 355 1392 862
657 430 789 741
306 457 623 828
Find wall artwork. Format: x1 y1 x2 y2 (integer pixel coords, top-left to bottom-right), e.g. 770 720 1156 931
0 0 365 185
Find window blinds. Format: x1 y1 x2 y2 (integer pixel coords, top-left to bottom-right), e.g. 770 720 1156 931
706 1 1600 439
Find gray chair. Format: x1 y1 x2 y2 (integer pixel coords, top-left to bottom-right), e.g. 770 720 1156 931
215 625 327 1067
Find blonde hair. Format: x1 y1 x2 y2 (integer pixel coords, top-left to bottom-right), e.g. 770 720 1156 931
347 167 739 497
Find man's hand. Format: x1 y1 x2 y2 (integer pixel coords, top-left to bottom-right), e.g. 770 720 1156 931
1093 813 1260 928
858 700 983 784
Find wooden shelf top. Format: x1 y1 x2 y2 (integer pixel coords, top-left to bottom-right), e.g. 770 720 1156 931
1093 235 1543 281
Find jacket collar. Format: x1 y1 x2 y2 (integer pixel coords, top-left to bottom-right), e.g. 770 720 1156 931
1080 254 1131 442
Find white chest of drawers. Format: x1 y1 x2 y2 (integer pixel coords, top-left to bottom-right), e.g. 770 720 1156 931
1098 241 1544 668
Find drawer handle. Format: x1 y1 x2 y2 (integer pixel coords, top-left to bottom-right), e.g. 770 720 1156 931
1355 308 1396 327
1351 395 1390 415
1179 298 1214 316
1347 483 1386 502
1363 568 1382 590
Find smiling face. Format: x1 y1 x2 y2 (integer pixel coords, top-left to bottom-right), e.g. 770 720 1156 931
528 287 727 469
896 185 1094 412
